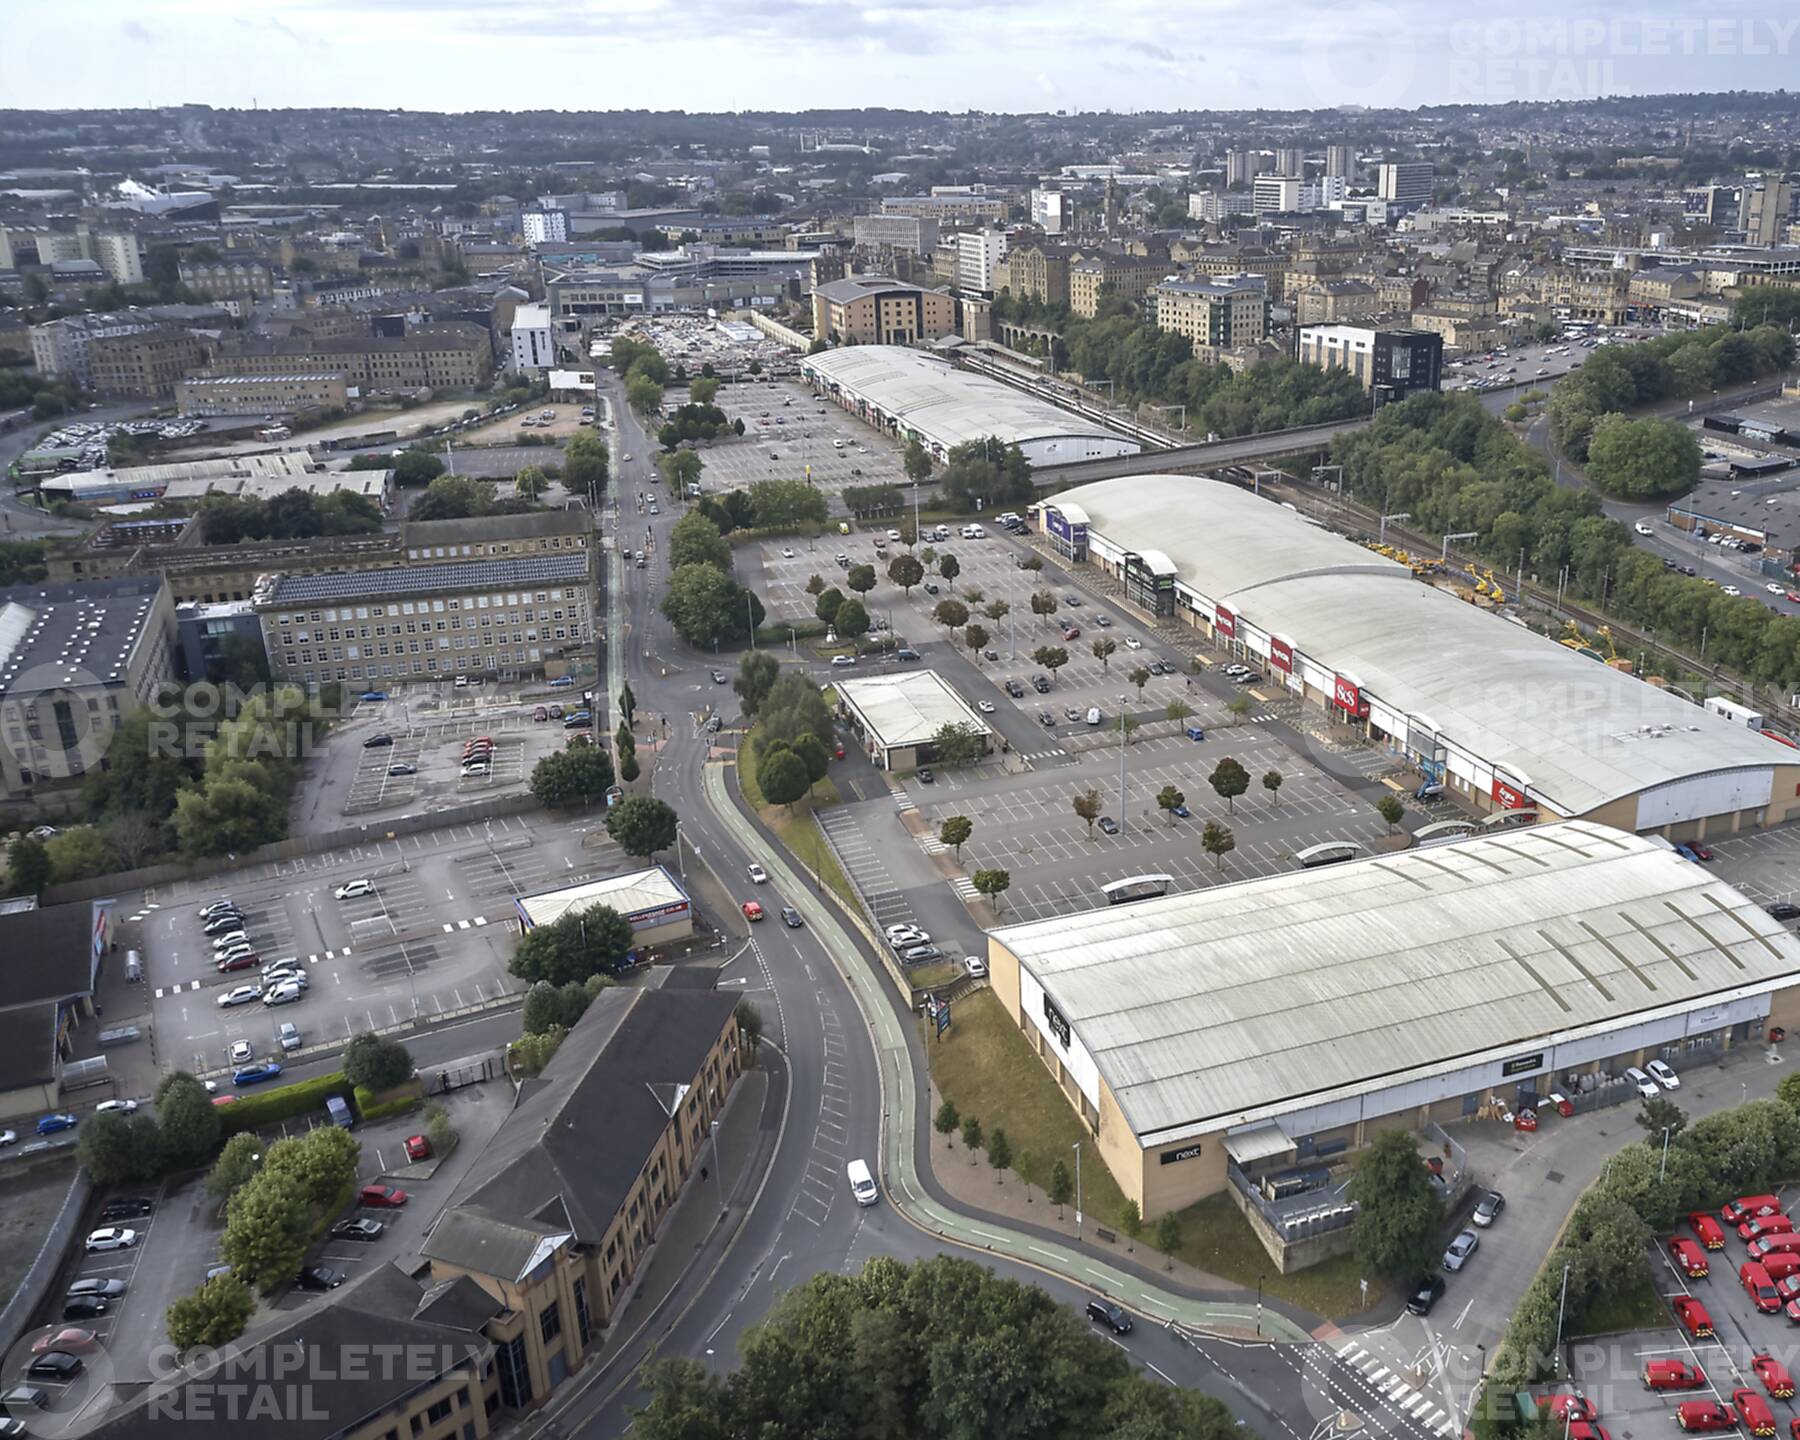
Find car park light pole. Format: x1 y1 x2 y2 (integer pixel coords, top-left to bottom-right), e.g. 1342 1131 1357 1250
1117 694 1129 835
1552 1261 1571 1371
1071 1140 1083 1236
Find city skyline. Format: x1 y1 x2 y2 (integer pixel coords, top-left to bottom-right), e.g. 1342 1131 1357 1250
5 0 1800 115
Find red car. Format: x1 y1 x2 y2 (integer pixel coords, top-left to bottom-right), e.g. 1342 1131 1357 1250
1689 1212 1728 1250
1765 1251 1800 1281
1754 1355 1795 1400
358 1184 408 1209
1736 1390 1778 1438
1741 1215 1794 1242
742 900 764 922
1725 1195 1784 1224
1542 1396 1597 1422
1646 1360 1709 1391
1751 1234 1800 1259
1673 1295 1716 1337
31 1328 97 1355
1669 1237 1711 1278
1568 1424 1614 1440
403 1134 432 1162
1678 1402 1739 1433
216 952 260 972
1745 1262 1783 1314
1062 625 1081 641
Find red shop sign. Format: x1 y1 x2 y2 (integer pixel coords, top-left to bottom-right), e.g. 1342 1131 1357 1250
1332 675 1361 713
1269 637 1293 673
1214 604 1236 639
1492 777 1527 810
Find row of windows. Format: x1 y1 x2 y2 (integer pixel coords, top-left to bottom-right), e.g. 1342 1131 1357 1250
283 627 579 663
279 607 582 643
405 539 588 560
276 590 581 624
291 652 544 683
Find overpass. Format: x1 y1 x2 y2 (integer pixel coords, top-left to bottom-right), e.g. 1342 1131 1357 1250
1028 414 1369 487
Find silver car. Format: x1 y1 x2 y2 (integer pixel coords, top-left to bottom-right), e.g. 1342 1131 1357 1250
1443 1229 1479 1272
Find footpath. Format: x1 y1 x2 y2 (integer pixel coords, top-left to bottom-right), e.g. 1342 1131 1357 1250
701 763 1311 1342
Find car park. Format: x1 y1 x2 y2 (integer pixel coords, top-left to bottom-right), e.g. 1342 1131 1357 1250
1443 1229 1479 1271
1668 1236 1710 1278
1473 1191 1506 1227
1085 1299 1133 1334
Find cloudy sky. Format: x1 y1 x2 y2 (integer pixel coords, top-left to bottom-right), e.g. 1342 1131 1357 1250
7 0 1799 113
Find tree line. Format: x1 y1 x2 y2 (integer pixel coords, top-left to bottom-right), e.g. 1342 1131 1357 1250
193 487 383 545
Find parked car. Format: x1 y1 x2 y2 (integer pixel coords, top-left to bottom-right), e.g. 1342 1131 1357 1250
900 944 942 963
963 956 988 978
94 1099 138 1116
387 763 418 776
1443 1229 1479 1272
1644 1359 1708 1391
362 734 394 748
65 1279 125 1299
1689 1212 1728 1249
36 1113 77 1135
1734 1389 1778 1437
26 1352 82 1381
1677 1402 1738 1433
61 1297 109 1321
1098 816 1119 835
1406 1274 1446 1316
1625 1066 1660 1099
1668 1236 1710 1278
330 1219 385 1242
1725 1194 1784 1224
1085 1299 1133 1334
1672 1295 1715 1337
278 1023 302 1052
1741 1215 1795 1242
1541 1396 1597 1423
264 981 304 1007
1647 1059 1681 1089
1754 1354 1796 1399
30 1329 97 1356
217 985 262 1009
85 1227 139 1253
359 1184 408 1209
1472 1191 1506 1227
296 1265 345 1292
216 952 260 972
1745 1261 1784 1313
233 1063 283 1087
403 1134 432 1162
100 1197 153 1222
1765 902 1800 920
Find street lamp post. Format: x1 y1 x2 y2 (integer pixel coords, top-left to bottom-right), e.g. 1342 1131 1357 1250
1256 1273 1264 1336
1660 1124 1674 1181
1117 694 1128 835
710 1118 725 1218
1553 1261 1572 1372
1072 1140 1083 1237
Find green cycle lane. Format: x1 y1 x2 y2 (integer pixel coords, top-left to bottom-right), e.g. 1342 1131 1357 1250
700 763 1308 1343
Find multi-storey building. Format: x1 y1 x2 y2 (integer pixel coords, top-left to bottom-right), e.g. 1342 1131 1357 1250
254 551 593 687
1252 175 1305 215
953 229 1008 295
1152 276 1269 353
1068 250 1171 318
1274 147 1306 177
90 232 143 286
1295 278 1379 325
1742 181 1795 247
1542 262 1631 324
1325 145 1356 180
208 323 495 391
850 214 940 254
509 302 554 372
31 312 163 389
879 191 1009 223
178 258 275 302
1003 241 1075 306
1187 190 1258 223
87 327 206 401
175 372 350 418
0 575 177 808
1376 162 1434 208
521 209 570 246
1299 324 1443 405
811 276 957 345
1029 189 1069 235
1225 151 1263 186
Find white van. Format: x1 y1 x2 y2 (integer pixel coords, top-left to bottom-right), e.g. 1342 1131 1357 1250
959 523 986 539
846 1158 879 1206
833 439 846 450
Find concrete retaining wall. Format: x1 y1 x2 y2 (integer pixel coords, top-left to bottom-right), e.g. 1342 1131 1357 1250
0 1162 90 1359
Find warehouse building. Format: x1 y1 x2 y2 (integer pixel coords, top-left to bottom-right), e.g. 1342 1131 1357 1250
986 821 1800 1224
513 866 693 947
800 345 1141 468
1034 476 1800 837
834 670 994 771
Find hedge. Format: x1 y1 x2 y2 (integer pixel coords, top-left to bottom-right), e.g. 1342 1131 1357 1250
217 1072 353 1135
755 618 829 645
353 1085 418 1123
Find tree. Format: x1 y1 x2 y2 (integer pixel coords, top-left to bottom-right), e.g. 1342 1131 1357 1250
1638 1096 1688 1141
529 746 616 808
390 449 445 487
1157 784 1186 825
1119 713 1141 746
1209 757 1250 813
746 478 828 529
407 473 493 522
1165 699 1194 725
960 1115 984 1163
690 375 720 406
669 511 732 571
987 1127 1012 1183
523 977 608 1036
607 794 679 858
1129 666 1151 697
939 815 973 861
221 1179 310 1296
77 1110 162 1185
1262 769 1284 806
1377 794 1406 833
834 598 870 639
791 733 830 793
563 431 610 495
6 834 50 897
887 553 924 593
1032 646 1069 683
46 827 116 884
935 1098 960 1148
626 374 664 413
814 584 847 625
1020 553 1044 573
1348 1129 1445 1279
1049 1158 1074 1217
903 438 934 484
758 671 835 749
730 651 781 720
845 563 876 598
733 998 763 1058
207 1132 264 1201
963 623 990 659
343 1033 413 1092
1202 821 1235 871
154 1071 221 1168
805 573 826 597
938 553 960 589
984 599 1010 624
619 681 637 724
165 1273 255 1351
262 1126 360 1214
1073 788 1102 837
620 748 641 783
1226 695 1252 726
510 905 634 984
932 597 970 630
513 464 550 502
971 867 1011 913
757 743 811 811
661 563 764 649
1092 637 1118 671
1016 1150 1039 1202
931 722 986 768
1030 589 1059 626
658 447 704 492
1120 1199 1143 1251
1154 1211 1184 1269
1585 414 1703 500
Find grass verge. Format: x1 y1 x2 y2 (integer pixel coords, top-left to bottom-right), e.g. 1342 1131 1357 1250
737 732 857 912
1168 1192 1372 1318
1567 1269 1665 1337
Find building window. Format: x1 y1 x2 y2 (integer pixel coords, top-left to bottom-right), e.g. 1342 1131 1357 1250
539 1299 562 1344
496 1335 533 1409
573 1276 593 1347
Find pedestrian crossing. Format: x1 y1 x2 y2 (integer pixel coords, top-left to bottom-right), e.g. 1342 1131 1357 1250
918 836 948 855
950 876 979 901
1332 1341 1459 1437
893 790 918 813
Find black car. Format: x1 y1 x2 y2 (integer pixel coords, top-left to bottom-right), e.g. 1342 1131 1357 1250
1086 1299 1133 1334
1004 680 1025 698
1039 711 1056 727
917 768 934 784
296 1265 345 1292
362 734 394 749
27 1352 82 1380
1766 902 1800 921
1031 675 1051 693
331 1219 385 1242
1406 1274 1446 1316
62 1298 109 1321
780 907 803 928
101 1196 155 1221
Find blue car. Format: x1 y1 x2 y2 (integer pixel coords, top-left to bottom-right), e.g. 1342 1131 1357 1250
37 1113 77 1135
1171 803 1191 819
358 690 388 702
232 1063 283 1087
547 676 575 689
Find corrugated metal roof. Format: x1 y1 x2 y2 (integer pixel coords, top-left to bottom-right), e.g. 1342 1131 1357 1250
1059 475 1790 816
516 865 688 928
994 821 1800 1140
837 670 993 750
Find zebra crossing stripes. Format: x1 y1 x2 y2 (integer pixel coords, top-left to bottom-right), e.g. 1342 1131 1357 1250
893 790 918 814
1333 1343 1458 1437
950 877 979 901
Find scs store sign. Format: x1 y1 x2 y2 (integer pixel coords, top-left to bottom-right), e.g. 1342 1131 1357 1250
1214 604 1236 639
1332 675 1366 716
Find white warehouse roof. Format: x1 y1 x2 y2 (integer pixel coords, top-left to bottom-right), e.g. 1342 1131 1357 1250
837 669 993 751
801 346 1138 460
515 866 689 930
1054 474 1792 820
994 821 1800 1143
